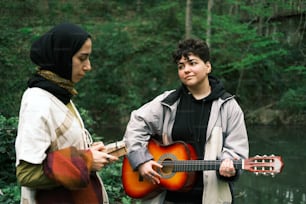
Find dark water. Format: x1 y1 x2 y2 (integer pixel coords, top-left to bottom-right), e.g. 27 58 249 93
235 125 306 204
103 125 306 204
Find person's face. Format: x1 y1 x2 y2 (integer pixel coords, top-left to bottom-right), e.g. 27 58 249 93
177 53 211 87
71 38 92 83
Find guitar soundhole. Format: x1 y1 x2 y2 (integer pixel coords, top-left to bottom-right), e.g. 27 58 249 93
161 159 174 174
157 154 176 179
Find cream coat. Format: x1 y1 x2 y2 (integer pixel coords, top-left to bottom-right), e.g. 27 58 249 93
15 87 109 204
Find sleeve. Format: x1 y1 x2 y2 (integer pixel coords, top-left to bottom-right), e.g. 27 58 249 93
15 91 53 165
16 147 93 190
123 93 166 170
43 147 93 190
218 99 249 181
16 160 58 189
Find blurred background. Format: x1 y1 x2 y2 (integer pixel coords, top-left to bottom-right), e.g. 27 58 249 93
0 0 305 203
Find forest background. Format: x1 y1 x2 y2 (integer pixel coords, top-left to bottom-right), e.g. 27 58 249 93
0 0 305 203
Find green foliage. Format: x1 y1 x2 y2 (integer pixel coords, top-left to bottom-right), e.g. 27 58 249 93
1 0 303 123
285 65 306 75
191 0 303 109
99 159 140 204
0 25 32 117
0 115 19 204
99 161 124 203
77 106 100 140
0 115 18 184
75 6 182 127
0 183 20 204
278 88 306 113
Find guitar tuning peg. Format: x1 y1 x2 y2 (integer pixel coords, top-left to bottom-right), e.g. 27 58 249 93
255 172 259 176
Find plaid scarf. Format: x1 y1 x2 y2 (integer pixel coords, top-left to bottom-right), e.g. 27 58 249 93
38 69 78 95
28 69 77 104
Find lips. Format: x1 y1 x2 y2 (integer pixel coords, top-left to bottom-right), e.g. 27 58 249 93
184 75 194 80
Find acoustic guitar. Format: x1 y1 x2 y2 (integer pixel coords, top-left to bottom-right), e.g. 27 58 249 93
121 139 284 199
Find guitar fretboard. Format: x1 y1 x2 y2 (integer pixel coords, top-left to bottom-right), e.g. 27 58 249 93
161 160 243 172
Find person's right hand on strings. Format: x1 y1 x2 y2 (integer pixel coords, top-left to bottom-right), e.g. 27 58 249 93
138 160 162 184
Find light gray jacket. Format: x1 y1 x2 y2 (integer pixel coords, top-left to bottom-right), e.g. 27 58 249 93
124 88 249 204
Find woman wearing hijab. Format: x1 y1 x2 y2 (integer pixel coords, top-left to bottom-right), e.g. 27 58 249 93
15 23 117 204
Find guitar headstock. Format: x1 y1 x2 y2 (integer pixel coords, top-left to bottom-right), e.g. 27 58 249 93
244 155 284 176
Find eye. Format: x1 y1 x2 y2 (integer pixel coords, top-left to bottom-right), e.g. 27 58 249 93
189 61 197 66
177 64 184 70
79 55 89 62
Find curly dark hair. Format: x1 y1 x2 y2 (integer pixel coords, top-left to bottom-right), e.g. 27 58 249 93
172 38 210 64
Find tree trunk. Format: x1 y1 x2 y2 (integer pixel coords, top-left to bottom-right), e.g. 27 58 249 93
136 0 142 13
185 0 192 39
206 0 213 47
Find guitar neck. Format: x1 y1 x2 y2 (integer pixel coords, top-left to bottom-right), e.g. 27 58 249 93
166 160 243 172
104 140 127 158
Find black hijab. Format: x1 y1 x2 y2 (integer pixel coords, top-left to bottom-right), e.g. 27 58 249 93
28 23 91 104
30 23 91 80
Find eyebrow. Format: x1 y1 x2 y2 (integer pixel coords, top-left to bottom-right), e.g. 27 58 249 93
188 58 197 62
79 53 90 56
178 58 197 64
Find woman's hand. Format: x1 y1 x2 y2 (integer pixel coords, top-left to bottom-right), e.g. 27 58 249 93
138 160 162 184
219 158 236 177
90 142 118 171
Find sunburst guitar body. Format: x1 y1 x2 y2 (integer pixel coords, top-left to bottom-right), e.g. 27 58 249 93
122 139 198 198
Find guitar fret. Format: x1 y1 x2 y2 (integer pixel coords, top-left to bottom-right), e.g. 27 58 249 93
163 160 243 172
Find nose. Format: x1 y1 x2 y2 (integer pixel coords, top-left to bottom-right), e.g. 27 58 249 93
183 64 192 72
83 60 91 71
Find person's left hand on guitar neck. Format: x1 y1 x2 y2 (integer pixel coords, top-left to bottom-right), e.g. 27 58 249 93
138 160 163 184
219 158 236 177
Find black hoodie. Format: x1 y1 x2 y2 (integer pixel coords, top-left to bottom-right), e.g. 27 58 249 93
166 75 227 203
172 75 226 156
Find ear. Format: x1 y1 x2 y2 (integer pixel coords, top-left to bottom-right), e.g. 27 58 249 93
205 61 212 73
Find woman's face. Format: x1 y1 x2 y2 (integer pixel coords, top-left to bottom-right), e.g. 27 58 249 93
71 38 92 83
177 53 211 88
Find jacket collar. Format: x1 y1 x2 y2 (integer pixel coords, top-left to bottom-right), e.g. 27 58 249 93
161 86 183 106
